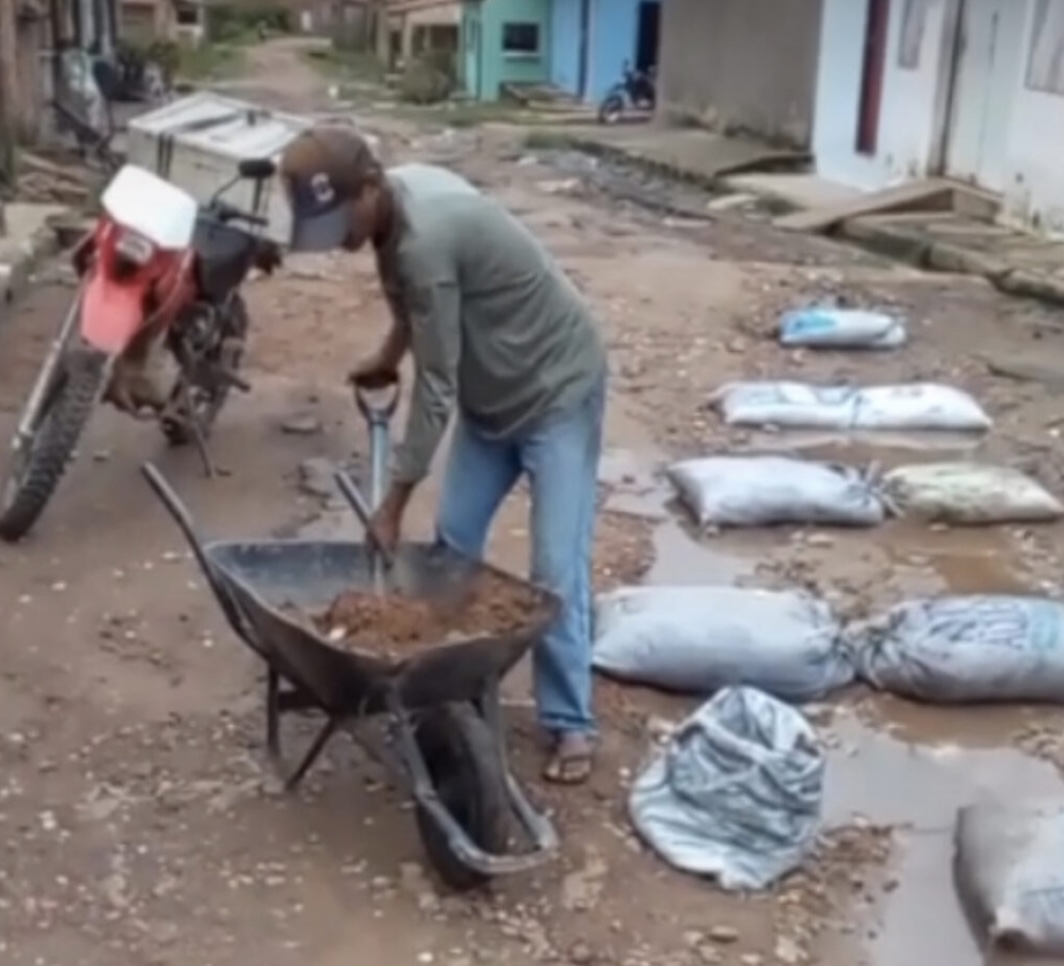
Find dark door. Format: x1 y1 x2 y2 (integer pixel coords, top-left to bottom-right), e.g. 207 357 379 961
635 0 660 72
855 0 891 155
577 0 591 97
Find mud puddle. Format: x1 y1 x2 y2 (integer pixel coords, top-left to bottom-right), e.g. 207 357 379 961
598 447 756 585
825 707 1063 966
610 440 1059 965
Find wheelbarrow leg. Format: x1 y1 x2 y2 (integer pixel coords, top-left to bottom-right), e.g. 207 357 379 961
265 667 341 790
479 682 558 855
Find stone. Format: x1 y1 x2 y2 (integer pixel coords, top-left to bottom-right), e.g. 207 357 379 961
708 925 740 944
297 457 336 498
281 413 323 435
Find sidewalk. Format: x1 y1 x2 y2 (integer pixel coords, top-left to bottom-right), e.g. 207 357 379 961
551 123 1064 308
530 122 808 187
836 210 1064 306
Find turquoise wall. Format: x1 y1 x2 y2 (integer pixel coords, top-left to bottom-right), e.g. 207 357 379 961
461 0 551 101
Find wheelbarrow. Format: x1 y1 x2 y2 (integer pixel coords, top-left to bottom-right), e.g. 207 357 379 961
140 377 560 890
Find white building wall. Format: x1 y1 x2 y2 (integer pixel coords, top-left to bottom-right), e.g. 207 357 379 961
1001 2 1064 235
814 0 1064 237
813 0 951 191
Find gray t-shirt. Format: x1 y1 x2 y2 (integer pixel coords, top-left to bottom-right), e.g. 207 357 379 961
385 163 606 485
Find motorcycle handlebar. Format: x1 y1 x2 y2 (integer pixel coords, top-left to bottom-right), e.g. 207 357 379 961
211 200 269 228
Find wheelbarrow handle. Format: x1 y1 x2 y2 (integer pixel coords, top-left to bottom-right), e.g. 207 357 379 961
142 461 202 554
334 469 396 570
140 461 247 634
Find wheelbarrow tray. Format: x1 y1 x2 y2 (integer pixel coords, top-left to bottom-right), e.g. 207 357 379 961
205 538 558 716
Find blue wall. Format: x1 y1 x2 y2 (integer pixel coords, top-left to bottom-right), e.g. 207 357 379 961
587 0 646 101
551 0 584 96
550 0 658 101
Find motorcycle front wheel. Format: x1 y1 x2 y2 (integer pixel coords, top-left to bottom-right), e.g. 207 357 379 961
0 350 106 542
597 93 625 125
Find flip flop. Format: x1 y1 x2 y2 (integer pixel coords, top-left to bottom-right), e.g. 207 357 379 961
543 734 595 786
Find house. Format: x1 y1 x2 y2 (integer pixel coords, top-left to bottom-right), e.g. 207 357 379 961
381 0 460 70
119 0 176 43
813 0 1064 234
460 0 551 101
173 0 208 46
14 1 51 138
300 0 368 39
549 0 660 102
654 0 821 146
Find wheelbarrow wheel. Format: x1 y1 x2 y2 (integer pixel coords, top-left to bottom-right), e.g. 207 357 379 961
413 702 509 891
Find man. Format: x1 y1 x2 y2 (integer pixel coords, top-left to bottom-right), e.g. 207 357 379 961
279 125 607 784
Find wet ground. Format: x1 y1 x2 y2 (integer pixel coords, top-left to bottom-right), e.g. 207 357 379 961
4 35 1064 966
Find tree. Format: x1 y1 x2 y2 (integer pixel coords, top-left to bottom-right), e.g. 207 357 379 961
0 0 17 187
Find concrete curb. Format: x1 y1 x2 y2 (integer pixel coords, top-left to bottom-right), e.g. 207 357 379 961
835 216 1064 307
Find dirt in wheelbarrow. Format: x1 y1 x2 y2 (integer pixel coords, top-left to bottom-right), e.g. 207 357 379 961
313 571 542 652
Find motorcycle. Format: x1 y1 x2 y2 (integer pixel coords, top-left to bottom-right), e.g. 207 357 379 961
597 62 656 125
0 157 282 542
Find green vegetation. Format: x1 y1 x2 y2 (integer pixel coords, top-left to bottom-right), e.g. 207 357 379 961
390 101 538 127
302 44 385 83
206 3 294 41
176 41 247 81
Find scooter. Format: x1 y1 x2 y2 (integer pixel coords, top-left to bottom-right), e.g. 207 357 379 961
597 62 656 125
0 157 282 541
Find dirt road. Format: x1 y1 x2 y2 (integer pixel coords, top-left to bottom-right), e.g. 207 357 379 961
3 38 1064 966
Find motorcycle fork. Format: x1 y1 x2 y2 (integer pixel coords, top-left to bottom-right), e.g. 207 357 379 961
14 295 92 450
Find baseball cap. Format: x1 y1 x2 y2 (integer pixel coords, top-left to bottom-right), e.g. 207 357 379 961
278 124 382 252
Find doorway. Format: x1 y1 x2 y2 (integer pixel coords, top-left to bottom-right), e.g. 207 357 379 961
942 0 1024 191
577 0 591 97
855 0 891 155
634 0 660 72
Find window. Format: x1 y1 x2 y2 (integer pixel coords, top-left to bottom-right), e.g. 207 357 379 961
897 0 932 70
502 21 540 56
175 4 199 26
1027 0 1064 94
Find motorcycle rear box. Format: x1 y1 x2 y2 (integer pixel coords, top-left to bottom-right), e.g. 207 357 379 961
125 91 378 246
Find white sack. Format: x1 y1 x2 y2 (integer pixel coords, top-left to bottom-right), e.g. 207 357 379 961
667 455 886 528
955 798 1064 955
850 595 1064 703
629 687 824 891
778 308 907 349
593 586 854 702
712 381 992 432
883 462 1063 525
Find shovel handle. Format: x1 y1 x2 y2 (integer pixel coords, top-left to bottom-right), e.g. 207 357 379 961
333 469 396 570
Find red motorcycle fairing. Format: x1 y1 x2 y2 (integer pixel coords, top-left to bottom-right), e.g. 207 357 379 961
77 221 194 355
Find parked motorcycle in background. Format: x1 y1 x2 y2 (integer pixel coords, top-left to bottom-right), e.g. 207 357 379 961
0 158 282 541
597 62 657 125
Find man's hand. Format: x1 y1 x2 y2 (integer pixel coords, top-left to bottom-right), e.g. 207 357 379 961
348 352 399 390
366 483 413 557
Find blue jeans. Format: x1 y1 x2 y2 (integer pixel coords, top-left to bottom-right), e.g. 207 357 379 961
436 374 606 737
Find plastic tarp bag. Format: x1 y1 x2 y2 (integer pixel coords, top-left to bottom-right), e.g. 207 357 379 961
849 595 1064 703
778 308 907 349
883 462 1063 525
629 686 824 891
712 381 992 432
667 455 886 528
955 798 1064 955
593 586 854 702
